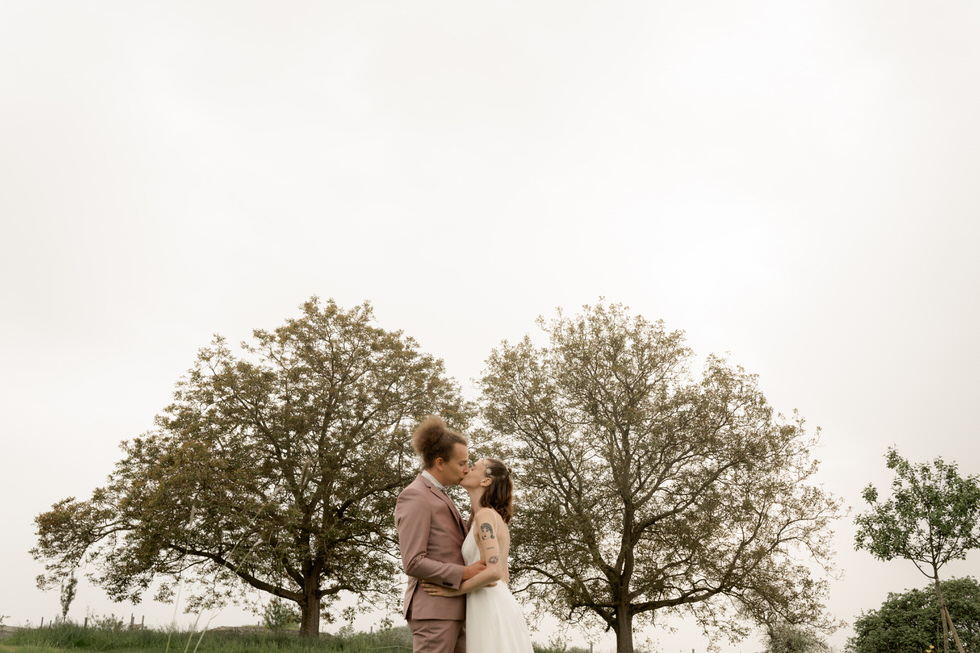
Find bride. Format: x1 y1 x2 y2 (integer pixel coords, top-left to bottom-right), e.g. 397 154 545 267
422 457 534 653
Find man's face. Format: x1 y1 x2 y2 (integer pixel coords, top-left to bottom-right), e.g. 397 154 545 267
441 443 470 486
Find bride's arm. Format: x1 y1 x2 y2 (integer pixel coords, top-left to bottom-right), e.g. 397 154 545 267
459 509 505 591
422 509 504 597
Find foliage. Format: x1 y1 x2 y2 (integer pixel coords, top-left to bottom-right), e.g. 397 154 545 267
763 622 830 653
88 613 126 632
32 297 472 638
854 448 980 653
854 448 980 575
848 577 980 653
532 635 593 653
478 302 843 653
263 597 301 631
59 575 77 621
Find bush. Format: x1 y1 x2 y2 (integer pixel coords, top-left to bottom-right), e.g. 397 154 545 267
262 597 302 631
533 635 593 653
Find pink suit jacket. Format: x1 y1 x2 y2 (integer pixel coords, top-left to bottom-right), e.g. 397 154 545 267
395 474 468 621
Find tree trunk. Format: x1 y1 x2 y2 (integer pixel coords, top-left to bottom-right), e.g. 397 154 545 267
933 578 965 653
615 603 634 653
298 582 320 639
941 604 965 653
940 605 950 653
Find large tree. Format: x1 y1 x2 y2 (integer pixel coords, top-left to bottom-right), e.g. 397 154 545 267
32 298 471 638
854 448 980 653
478 302 842 653
848 577 980 653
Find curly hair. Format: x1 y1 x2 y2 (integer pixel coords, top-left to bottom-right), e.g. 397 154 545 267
479 458 514 524
412 415 467 469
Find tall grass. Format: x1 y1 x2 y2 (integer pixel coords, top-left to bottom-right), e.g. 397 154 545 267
2 622 590 653
2 622 408 652
5 620 171 651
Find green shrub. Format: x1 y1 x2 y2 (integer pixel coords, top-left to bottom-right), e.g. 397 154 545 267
262 598 302 631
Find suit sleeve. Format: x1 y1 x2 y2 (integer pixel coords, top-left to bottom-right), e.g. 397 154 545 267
395 487 465 589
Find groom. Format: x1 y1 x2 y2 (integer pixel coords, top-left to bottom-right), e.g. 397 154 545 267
395 416 484 653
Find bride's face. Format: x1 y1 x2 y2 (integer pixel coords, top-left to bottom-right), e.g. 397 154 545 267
461 458 488 490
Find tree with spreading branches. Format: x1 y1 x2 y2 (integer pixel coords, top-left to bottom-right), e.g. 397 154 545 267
478 302 843 653
32 297 471 638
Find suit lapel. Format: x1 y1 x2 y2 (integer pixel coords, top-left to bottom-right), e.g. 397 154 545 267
426 481 466 534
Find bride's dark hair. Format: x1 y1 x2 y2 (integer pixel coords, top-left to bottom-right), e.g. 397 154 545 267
479 458 514 524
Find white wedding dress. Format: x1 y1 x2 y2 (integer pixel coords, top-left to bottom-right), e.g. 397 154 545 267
462 517 534 653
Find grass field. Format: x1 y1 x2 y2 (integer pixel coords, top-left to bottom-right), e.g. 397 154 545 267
0 622 590 653
0 622 411 653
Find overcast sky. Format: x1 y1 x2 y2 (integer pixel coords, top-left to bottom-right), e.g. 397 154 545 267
2 2 979 651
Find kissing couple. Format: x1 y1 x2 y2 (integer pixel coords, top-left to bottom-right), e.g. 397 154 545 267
394 415 534 653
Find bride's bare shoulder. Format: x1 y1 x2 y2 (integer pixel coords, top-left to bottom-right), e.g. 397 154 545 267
475 507 510 535
474 507 501 521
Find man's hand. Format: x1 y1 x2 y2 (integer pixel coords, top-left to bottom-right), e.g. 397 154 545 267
422 581 463 598
462 560 486 580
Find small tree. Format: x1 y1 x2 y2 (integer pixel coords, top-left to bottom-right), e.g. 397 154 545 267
479 302 843 653
854 448 980 653
33 298 472 638
848 577 980 653
59 575 77 622
763 622 831 653
263 596 301 631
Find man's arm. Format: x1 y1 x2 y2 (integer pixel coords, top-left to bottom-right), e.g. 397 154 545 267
420 509 500 598
395 487 469 589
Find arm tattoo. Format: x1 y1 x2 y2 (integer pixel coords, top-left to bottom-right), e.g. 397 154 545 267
480 523 495 540
488 555 499 564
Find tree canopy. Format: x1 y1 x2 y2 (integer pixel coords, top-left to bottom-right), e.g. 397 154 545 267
32 298 471 637
477 302 843 653
848 577 980 653
854 448 980 653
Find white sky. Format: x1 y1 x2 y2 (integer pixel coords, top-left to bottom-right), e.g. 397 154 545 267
2 2 979 651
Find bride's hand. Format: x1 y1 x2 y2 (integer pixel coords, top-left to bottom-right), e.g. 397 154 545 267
421 581 462 598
